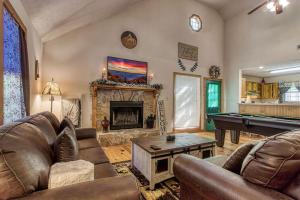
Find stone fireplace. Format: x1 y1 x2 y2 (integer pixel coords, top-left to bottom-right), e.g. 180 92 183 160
91 84 159 131
110 101 143 130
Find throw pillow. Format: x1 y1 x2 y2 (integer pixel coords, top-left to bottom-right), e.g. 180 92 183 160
222 141 258 174
241 130 300 190
60 117 76 134
54 127 79 162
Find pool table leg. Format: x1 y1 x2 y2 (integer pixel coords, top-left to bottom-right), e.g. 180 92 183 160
230 130 240 144
215 129 225 147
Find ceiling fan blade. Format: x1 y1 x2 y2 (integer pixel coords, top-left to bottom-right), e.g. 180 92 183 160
248 1 269 15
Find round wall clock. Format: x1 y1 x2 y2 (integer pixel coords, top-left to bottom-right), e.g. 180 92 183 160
121 31 137 49
209 65 221 79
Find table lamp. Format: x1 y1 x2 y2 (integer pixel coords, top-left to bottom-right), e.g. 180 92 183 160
42 78 62 113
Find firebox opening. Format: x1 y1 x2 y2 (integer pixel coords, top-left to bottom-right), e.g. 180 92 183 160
110 101 143 130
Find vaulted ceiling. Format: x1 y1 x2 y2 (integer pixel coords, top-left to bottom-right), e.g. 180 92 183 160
20 0 264 42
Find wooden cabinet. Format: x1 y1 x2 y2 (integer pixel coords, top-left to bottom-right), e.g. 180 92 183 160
241 80 279 100
261 83 279 99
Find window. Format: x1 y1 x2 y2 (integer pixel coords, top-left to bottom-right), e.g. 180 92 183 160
189 14 202 32
2 2 29 124
174 74 201 130
284 83 300 102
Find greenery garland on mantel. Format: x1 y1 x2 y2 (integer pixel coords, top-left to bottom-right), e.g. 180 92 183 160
89 79 163 95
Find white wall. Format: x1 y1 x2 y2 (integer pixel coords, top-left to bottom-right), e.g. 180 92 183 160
224 0 300 112
42 0 224 130
9 0 44 115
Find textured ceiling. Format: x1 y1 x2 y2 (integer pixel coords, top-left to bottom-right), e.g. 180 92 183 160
21 0 142 42
197 0 264 20
20 0 267 42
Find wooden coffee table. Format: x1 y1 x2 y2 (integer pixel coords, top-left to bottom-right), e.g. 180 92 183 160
131 133 216 190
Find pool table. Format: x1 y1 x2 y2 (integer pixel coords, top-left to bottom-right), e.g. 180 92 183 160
207 113 300 147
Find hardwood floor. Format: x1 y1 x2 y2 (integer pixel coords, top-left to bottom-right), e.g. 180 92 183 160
102 131 264 164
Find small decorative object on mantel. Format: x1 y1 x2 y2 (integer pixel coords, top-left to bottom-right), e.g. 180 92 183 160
146 114 156 129
178 42 199 72
101 68 107 80
101 116 110 133
121 31 137 49
209 65 221 79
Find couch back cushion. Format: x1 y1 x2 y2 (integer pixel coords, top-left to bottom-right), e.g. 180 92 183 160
241 130 300 190
39 111 61 134
223 141 258 174
283 173 300 199
19 115 57 147
0 122 53 199
54 127 79 162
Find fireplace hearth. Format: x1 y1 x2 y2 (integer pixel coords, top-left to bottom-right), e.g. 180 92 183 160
110 101 143 130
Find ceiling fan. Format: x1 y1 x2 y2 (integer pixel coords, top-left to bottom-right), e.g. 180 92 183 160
248 0 290 15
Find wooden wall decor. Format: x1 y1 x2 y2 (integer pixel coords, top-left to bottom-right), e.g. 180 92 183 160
157 100 167 135
178 42 199 72
121 31 137 49
178 42 198 61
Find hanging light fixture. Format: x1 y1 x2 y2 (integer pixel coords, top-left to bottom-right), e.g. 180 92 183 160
266 0 290 14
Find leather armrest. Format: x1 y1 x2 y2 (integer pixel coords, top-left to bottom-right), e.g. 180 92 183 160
173 155 293 200
17 175 140 200
75 128 96 140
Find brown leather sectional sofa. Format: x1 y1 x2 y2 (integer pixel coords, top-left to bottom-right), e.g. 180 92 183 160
174 130 300 200
0 112 140 200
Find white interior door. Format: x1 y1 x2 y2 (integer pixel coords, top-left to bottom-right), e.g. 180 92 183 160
174 74 201 130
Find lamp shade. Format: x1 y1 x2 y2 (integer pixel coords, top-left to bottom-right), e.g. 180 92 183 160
42 78 62 96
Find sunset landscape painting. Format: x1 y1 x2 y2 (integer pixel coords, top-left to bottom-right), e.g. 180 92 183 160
107 57 148 84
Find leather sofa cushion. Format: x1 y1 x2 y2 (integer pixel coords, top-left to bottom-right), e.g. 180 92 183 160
241 130 300 190
39 111 61 134
0 123 53 199
18 115 57 147
223 141 258 174
78 138 99 150
79 147 109 164
283 173 300 200
94 163 117 179
60 117 76 134
54 127 79 162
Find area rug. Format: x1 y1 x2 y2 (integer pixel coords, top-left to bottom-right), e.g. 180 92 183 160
113 161 180 200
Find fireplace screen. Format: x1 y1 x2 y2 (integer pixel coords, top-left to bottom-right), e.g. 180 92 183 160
110 101 143 130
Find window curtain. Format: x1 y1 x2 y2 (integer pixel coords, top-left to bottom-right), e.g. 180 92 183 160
3 7 29 123
279 81 292 103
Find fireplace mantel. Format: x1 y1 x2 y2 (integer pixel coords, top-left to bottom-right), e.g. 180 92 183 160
91 84 160 129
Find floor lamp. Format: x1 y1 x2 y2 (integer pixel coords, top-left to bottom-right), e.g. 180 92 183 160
42 78 62 113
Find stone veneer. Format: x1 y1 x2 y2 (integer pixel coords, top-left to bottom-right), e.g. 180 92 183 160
96 89 156 131
97 128 160 147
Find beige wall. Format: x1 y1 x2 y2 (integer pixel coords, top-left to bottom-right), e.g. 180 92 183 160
9 0 44 115
224 0 300 112
42 0 224 130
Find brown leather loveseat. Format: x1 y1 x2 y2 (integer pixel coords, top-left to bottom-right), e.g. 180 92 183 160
174 130 300 200
0 112 140 200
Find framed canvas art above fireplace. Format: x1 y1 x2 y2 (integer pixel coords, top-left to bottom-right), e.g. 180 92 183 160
107 56 148 84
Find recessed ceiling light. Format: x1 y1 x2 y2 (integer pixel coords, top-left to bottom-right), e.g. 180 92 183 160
259 66 264 69
270 67 300 74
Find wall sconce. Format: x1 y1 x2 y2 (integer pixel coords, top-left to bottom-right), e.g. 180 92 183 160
35 60 40 80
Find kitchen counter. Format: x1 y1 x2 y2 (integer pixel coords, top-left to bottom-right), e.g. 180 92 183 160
239 103 300 118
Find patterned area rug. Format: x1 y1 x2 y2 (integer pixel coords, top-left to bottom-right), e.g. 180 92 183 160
113 161 180 200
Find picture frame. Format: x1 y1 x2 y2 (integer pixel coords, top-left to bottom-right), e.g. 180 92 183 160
107 56 148 84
